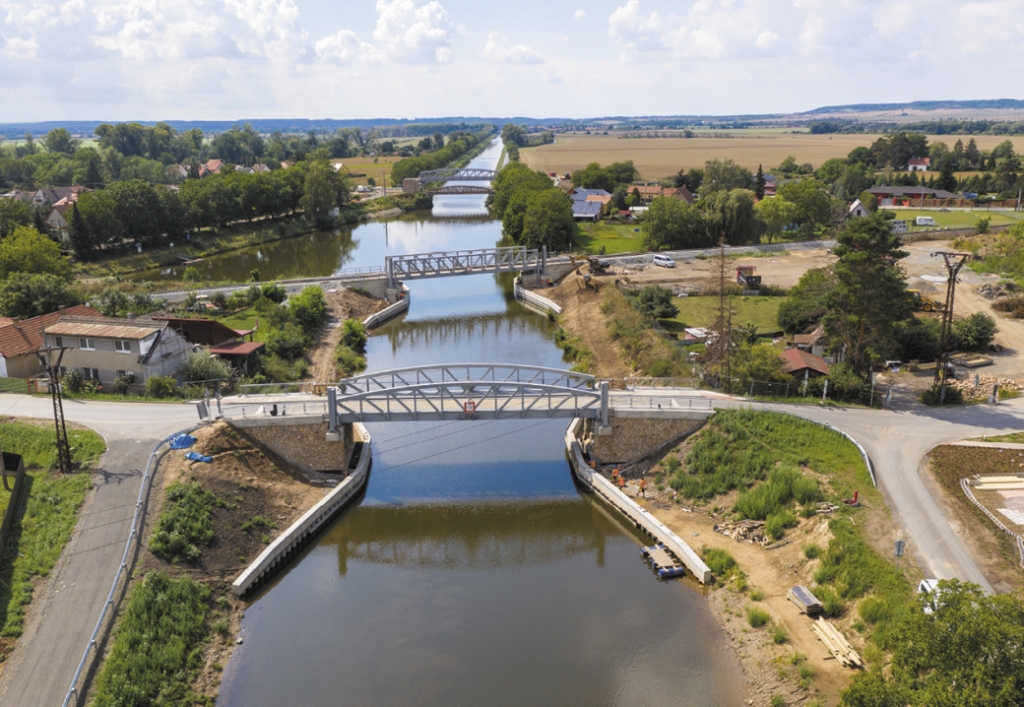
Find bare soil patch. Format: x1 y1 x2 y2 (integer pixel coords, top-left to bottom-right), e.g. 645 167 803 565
307 287 386 383
542 275 632 378
135 422 329 700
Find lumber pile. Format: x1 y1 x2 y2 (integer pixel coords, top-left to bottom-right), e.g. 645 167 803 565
812 617 864 669
713 519 767 545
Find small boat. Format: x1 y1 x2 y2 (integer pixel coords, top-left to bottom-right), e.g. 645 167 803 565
641 544 686 579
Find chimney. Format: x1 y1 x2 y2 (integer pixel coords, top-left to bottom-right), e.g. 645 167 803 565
58 305 66 313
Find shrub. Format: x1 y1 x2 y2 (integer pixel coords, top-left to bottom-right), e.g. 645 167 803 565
289 286 327 335
750 589 764 601
179 350 234 383
765 510 799 540
62 368 84 394
145 375 177 399
210 290 228 309
340 319 368 352
858 596 894 625
814 585 845 618
265 323 307 361
182 266 202 282
952 311 998 351
921 383 964 406
976 216 991 235
149 482 226 564
803 543 821 560
771 624 788 644
746 605 770 628
112 373 134 395
334 344 367 378
260 283 287 303
701 546 738 579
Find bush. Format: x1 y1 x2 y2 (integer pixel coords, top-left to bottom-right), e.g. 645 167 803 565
701 546 738 579
765 509 799 540
803 543 821 560
182 266 202 282
289 286 327 335
631 285 679 320
265 323 307 361
145 375 177 399
952 311 998 351
921 383 965 406
149 482 226 564
178 350 234 383
814 585 845 618
735 465 818 520
334 344 367 378
858 597 894 625
112 373 134 395
340 319 368 352
746 605 770 628
260 283 287 303
210 290 228 309
62 368 84 394
771 624 788 644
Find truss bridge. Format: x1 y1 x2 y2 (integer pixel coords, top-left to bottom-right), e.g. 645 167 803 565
385 246 545 286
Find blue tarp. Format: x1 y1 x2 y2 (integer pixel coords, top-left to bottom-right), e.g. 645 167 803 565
185 451 213 463
169 434 197 450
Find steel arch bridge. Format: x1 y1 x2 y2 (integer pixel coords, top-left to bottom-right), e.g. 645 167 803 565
418 168 497 183
327 364 610 426
424 185 494 195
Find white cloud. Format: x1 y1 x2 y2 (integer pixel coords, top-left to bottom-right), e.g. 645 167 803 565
373 0 453 63
573 10 586 20
608 0 662 50
480 31 543 64
314 29 381 64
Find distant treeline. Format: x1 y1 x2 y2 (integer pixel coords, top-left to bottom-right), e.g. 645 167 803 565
803 99 1024 114
390 126 496 183
809 119 1024 136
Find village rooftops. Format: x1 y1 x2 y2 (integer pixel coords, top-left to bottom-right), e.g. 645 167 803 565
866 186 957 199
780 348 830 376
0 306 103 358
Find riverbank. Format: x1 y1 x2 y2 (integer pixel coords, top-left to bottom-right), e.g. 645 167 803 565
87 422 334 704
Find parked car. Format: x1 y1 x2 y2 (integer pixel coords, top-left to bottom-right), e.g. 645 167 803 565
653 254 676 268
915 216 937 226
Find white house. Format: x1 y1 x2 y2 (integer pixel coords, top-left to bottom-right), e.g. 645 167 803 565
848 199 870 218
908 157 931 172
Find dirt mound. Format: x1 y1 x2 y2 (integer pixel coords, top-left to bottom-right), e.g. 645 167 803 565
542 276 632 378
307 287 387 383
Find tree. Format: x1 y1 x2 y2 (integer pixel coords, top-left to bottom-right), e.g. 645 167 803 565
702 190 759 245
777 179 834 233
0 197 33 239
641 196 706 251
501 124 526 147
105 179 163 242
0 272 81 318
952 312 998 351
702 159 752 192
715 342 791 383
858 192 878 213
491 162 551 218
936 156 959 193
0 226 72 280
633 285 678 320
755 197 801 243
777 267 836 333
846 146 875 167
755 165 766 199
520 189 576 251
43 127 79 155
179 350 234 383
816 157 847 185
839 580 1024 707
965 138 981 168
67 204 97 262
302 161 336 229
824 213 912 372
289 286 327 336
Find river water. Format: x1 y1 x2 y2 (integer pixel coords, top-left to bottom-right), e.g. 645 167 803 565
214 141 743 706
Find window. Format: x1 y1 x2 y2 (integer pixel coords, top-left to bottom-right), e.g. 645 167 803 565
54 336 64 348
79 338 95 350
82 368 100 380
114 340 132 353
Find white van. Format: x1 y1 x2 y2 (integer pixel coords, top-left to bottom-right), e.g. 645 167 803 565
915 216 937 227
653 254 676 268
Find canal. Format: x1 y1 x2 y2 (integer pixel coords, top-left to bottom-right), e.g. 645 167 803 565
214 141 743 706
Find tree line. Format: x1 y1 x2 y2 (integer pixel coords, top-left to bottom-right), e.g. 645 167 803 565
390 126 495 183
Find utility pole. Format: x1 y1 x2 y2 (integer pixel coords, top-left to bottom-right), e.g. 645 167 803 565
36 345 73 474
932 251 972 400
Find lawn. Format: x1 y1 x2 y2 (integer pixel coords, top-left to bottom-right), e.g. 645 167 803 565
332 156 403 187
881 208 1024 232
659 295 785 334
574 222 644 255
214 307 267 344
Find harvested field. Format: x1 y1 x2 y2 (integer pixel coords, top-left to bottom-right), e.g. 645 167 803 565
927 445 1024 592
521 133 1024 178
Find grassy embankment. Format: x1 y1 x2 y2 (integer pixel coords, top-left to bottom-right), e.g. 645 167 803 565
0 420 104 662
601 286 693 377
880 208 1024 233
658 295 785 336
664 410 913 650
928 445 1024 586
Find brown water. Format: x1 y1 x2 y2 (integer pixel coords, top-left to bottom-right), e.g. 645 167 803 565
213 143 744 707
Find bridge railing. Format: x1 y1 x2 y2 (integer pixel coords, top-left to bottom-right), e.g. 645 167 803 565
337 364 595 395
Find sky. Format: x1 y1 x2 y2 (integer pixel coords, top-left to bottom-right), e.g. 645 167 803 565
2 0 1024 122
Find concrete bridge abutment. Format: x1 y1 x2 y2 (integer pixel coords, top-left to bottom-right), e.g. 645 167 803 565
230 419 356 477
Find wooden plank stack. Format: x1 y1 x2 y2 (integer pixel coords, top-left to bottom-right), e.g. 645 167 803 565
812 617 864 669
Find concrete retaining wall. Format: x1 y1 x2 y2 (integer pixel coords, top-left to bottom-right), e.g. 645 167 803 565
233 421 356 475
513 280 562 316
364 288 410 328
231 422 371 596
565 418 712 584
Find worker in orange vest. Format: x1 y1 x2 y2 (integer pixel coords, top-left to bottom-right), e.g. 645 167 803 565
638 478 648 497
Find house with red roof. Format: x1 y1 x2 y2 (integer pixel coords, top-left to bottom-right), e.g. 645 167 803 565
0 305 103 379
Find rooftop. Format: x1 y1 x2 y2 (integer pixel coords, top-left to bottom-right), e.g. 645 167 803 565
780 348 830 376
45 315 163 340
0 306 103 358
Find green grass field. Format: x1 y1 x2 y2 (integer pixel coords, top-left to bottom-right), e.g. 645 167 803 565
574 222 644 255
214 308 267 344
882 208 1024 232
658 295 784 334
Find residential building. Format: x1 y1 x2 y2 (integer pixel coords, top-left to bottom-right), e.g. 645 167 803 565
848 199 870 218
867 186 957 203
42 316 194 387
908 157 931 172
569 188 612 202
572 201 602 222
152 316 263 374
631 184 695 205
0 305 103 378
780 348 830 378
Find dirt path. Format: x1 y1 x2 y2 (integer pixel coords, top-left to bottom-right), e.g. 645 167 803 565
307 288 387 382
542 273 632 377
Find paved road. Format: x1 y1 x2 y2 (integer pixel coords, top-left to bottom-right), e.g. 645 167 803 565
616 389 1024 592
0 396 197 707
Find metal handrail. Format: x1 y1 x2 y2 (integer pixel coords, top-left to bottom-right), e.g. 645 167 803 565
62 424 203 707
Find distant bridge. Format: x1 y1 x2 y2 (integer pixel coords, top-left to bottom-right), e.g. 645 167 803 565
425 185 494 195
385 246 546 286
418 168 497 183
326 364 610 427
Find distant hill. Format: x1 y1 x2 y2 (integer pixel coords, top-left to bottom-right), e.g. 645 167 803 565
803 99 1024 114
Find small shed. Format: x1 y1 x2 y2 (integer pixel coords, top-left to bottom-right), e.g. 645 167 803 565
781 348 830 378
208 341 265 375
848 199 870 218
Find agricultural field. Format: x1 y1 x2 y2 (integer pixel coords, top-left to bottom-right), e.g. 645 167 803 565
658 295 785 334
520 132 1024 179
881 208 1024 231
330 155 403 187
